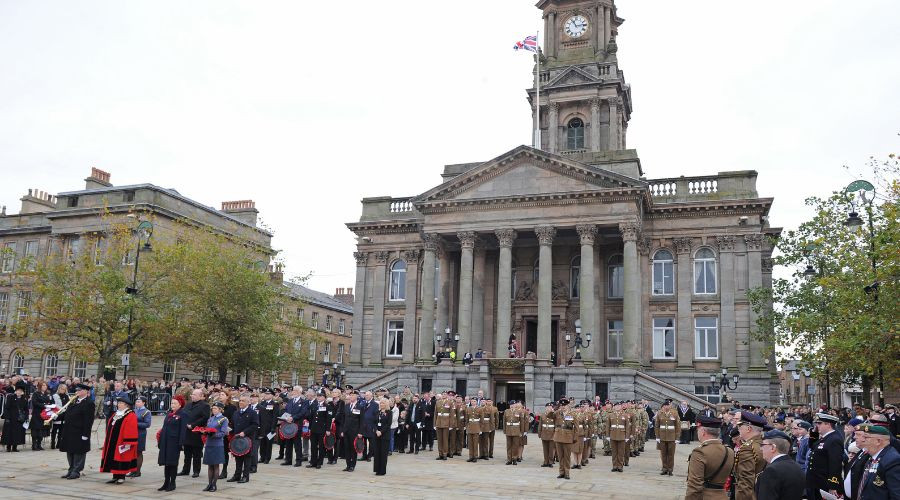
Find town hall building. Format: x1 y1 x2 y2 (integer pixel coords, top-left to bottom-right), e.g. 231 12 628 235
345 0 779 408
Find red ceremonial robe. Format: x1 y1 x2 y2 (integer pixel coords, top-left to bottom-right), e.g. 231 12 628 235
100 410 139 474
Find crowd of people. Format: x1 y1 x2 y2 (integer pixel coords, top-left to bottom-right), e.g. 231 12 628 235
2 372 899 498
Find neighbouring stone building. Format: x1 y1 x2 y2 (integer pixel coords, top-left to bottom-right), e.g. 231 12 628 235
345 0 780 407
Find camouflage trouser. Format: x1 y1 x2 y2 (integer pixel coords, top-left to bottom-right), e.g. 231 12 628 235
602 436 611 454
631 433 640 453
590 436 597 456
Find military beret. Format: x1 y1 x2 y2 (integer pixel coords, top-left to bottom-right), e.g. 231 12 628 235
739 411 767 428
848 417 864 427
773 415 785 423
868 414 889 425
763 429 791 441
697 415 722 427
814 413 840 425
796 420 812 430
558 398 570 406
858 423 890 436
662 399 672 405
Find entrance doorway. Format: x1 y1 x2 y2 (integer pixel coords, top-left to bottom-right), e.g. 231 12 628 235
507 382 525 404
524 319 559 364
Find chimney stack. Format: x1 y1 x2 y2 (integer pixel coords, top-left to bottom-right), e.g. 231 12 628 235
334 287 354 305
20 188 58 214
268 262 284 284
221 199 259 227
85 167 112 190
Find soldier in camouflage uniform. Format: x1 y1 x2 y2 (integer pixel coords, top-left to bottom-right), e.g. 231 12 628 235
601 402 612 456
637 403 649 454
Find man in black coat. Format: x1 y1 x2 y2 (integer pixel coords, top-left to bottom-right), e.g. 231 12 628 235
756 430 806 500
339 391 364 471
227 395 259 483
407 395 424 454
678 400 696 444
58 383 95 479
256 389 279 464
807 413 844 500
281 386 308 467
307 390 336 469
361 391 379 460
422 392 436 451
179 389 210 478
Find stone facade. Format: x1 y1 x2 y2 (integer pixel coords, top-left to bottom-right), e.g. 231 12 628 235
344 0 780 408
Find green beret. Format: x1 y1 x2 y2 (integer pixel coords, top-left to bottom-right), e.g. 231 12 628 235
858 422 890 436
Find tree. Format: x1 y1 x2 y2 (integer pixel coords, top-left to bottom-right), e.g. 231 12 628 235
749 155 899 408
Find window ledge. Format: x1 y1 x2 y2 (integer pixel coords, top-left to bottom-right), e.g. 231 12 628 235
649 296 676 302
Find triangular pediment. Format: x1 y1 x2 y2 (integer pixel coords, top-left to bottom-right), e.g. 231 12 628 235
415 146 644 204
546 66 598 88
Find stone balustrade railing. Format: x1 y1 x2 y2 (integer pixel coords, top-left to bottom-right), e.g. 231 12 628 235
647 171 759 202
358 196 420 221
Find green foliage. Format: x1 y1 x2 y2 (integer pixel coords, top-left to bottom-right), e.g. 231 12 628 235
749 155 899 404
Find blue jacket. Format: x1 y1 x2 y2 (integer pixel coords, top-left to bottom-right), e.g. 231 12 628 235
361 399 379 438
204 414 229 449
859 445 900 500
796 435 811 472
283 397 308 423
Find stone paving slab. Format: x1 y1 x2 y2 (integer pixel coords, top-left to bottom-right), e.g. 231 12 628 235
0 423 694 499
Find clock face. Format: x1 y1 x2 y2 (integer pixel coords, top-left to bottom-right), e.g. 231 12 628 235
564 15 588 38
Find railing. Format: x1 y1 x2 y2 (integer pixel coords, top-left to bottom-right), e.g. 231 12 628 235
389 198 415 213
560 149 587 156
357 196 420 222
634 371 715 409
647 171 758 202
355 368 401 392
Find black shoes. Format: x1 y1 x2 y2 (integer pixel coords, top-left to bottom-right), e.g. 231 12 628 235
127 471 141 478
177 470 189 476
226 476 240 482
237 477 249 483
191 473 200 478
280 461 292 466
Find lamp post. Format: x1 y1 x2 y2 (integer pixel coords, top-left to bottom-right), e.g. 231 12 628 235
802 242 831 408
710 368 739 402
844 179 883 406
122 218 153 381
563 319 592 364
435 327 460 362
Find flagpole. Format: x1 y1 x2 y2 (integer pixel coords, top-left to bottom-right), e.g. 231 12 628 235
533 30 541 149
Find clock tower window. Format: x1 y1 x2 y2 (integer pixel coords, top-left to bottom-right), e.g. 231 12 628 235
566 118 585 150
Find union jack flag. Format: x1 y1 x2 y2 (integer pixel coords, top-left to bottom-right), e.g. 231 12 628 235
513 35 538 53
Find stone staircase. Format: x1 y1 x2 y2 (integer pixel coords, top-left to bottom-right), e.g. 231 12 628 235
632 371 715 409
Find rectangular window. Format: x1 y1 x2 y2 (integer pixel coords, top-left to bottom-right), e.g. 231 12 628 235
421 378 433 394
323 342 331 363
652 260 674 295
123 190 135 202
325 315 332 332
162 361 174 382
608 263 624 298
594 382 609 402
553 381 567 402
67 196 79 207
694 385 721 404
652 317 676 359
694 317 719 359
607 320 623 360
311 312 319 329
337 344 345 363
17 291 32 322
0 292 8 325
308 342 317 361
1 242 16 273
297 308 304 323
694 260 717 294
279 304 285 320
24 240 38 271
44 354 58 378
338 318 345 335
455 378 467 396
73 359 87 379
67 237 82 263
92 237 105 266
386 320 404 357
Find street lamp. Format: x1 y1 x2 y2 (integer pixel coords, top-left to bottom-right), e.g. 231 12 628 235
564 319 592 363
435 326 460 362
844 179 883 405
122 218 153 381
710 368 739 402
802 242 831 407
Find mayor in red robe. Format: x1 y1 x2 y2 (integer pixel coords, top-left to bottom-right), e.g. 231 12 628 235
100 396 139 484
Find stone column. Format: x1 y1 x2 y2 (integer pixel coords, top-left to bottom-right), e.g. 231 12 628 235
535 226 556 360
716 235 737 369
589 98 602 152
437 249 451 340
456 231 476 357
603 7 611 48
576 224 597 362
402 249 420 364
548 102 559 153
370 251 390 367
607 97 619 151
595 5 602 50
418 235 440 362
673 237 694 369
549 12 557 57
745 234 765 370
495 229 516 359
620 222 641 367
472 245 486 353
351 252 368 365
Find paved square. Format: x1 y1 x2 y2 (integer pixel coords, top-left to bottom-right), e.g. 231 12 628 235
0 421 694 499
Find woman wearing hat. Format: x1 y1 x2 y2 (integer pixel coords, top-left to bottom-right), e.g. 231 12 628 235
1 381 28 452
128 396 152 477
203 401 230 492
157 394 187 492
100 395 139 484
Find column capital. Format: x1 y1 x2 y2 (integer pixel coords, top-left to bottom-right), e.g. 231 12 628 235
403 249 421 263
535 226 557 246
744 233 763 251
714 234 735 252
422 233 443 252
637 237 652 255
618 222 640 242
548 101 560 113
495 228 518 248
589 97 603 110
374 251 391 264
606 96 619 108
672 237 694 254
575 224 598 245
353 252 368 266
457 231 477 249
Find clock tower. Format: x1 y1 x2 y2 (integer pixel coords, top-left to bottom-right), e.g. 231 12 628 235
530 0 631 155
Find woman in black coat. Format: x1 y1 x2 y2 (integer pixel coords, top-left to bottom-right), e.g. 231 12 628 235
1 384 28 451
373 399 391 476
29 381 52 450
157 396 187 492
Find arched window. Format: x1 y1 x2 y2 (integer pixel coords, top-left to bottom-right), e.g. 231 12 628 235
567 118 585 150
608 254 624 298
694 248 717 294
570 256 581 298
652 249 674 295
44 352 59 378
389 260 407 301
12 351 24 374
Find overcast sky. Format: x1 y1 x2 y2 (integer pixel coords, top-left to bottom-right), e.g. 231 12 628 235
2 0 898 294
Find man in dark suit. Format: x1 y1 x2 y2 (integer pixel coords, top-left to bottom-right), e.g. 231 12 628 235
756 429 806 500
361 391 379 461
856 422 900 500
256 389 279 464
281 386 308 467
179 389 210 478
807 413 844 500
678 401 696 444
406 394 423 454
307 390 335 469
422 392 436 451
58 383 95 479
227 395 259 483
339 391 364 471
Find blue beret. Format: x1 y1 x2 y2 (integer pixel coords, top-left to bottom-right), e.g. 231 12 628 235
739 411 767 427
797 420 812 430
848 418 863 427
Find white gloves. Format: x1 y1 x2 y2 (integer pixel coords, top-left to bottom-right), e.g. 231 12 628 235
656 438 660 443
81 436 89 441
